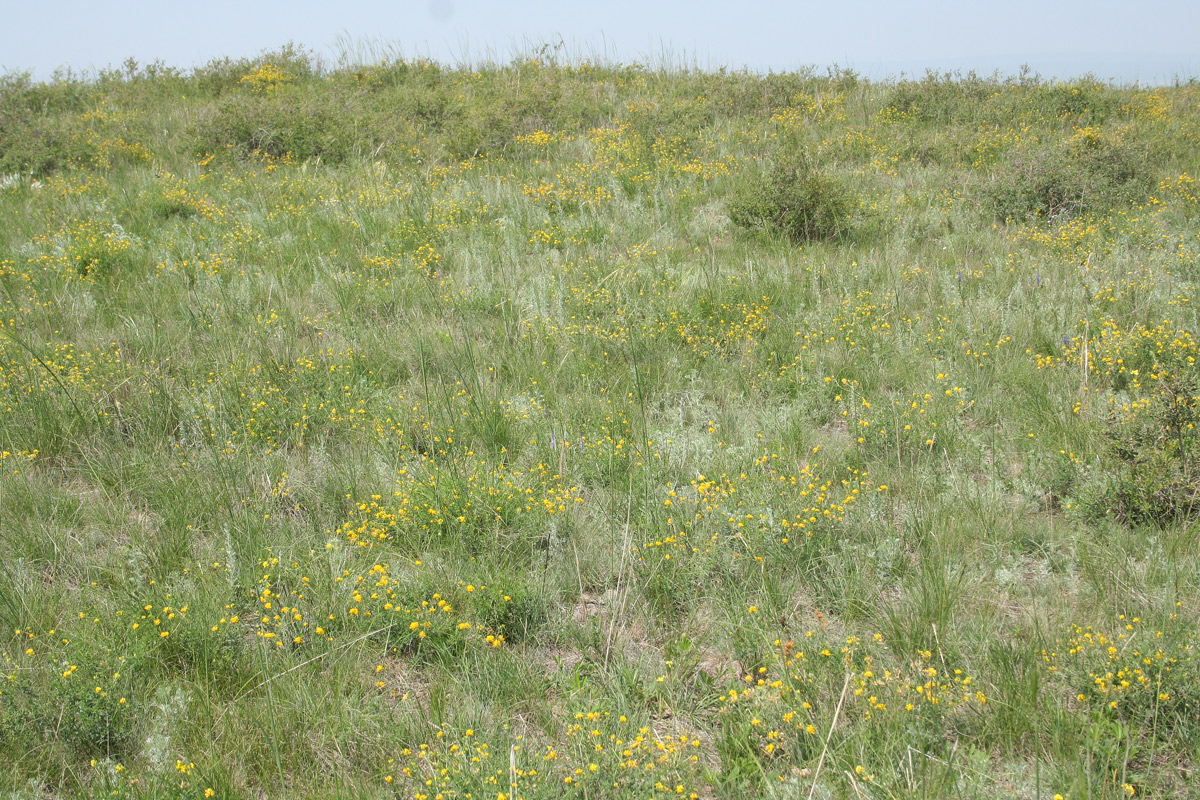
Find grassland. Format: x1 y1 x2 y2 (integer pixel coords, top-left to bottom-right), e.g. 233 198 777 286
1 49 1199 799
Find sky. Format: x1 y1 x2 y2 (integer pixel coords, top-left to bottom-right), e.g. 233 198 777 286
2 0 1198 84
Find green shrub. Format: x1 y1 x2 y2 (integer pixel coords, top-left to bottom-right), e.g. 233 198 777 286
0 72 160 176
1044 80 1124 124
471 580 552 644
727 152 855 243
7 655 144 759
0 116 96 176
883 72 997 125
983 128 1153 221
191 91 354 163
191 44 320 98
0 72 96 176
1078 373 1199 527
440 104 520 161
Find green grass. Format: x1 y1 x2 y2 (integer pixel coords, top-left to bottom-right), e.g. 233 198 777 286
1 50 1199 799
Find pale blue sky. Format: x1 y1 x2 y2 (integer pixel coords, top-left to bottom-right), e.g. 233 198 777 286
3 0 1198 83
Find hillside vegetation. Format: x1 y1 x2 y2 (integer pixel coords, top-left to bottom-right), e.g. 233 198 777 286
1 49 1199 799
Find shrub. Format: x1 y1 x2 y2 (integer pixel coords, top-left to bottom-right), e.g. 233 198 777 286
191 91 354 163
1044 80 1123 124
0 72 160 176
440 104 520 161
983 128 1153 221
883 72 997 125
471 580 552 644
1077 372 1199 527
7 655 144 759
191 44 320 98
727 152 855 243
0 115 96 176
0 73 95 176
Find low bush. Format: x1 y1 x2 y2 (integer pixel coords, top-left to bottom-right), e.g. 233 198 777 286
0 115 96 176
0 75 91 175
727 151 855 243
1078 372 1199 527
1044 81 1124 123
471 580 552 644
191 91 355 163
883 72 998 125
6 655 144 759
983 127 1153 221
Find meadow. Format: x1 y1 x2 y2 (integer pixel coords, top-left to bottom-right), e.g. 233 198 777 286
0 47 1198 798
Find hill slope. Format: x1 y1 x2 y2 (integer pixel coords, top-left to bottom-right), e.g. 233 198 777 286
1 53 1199 798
